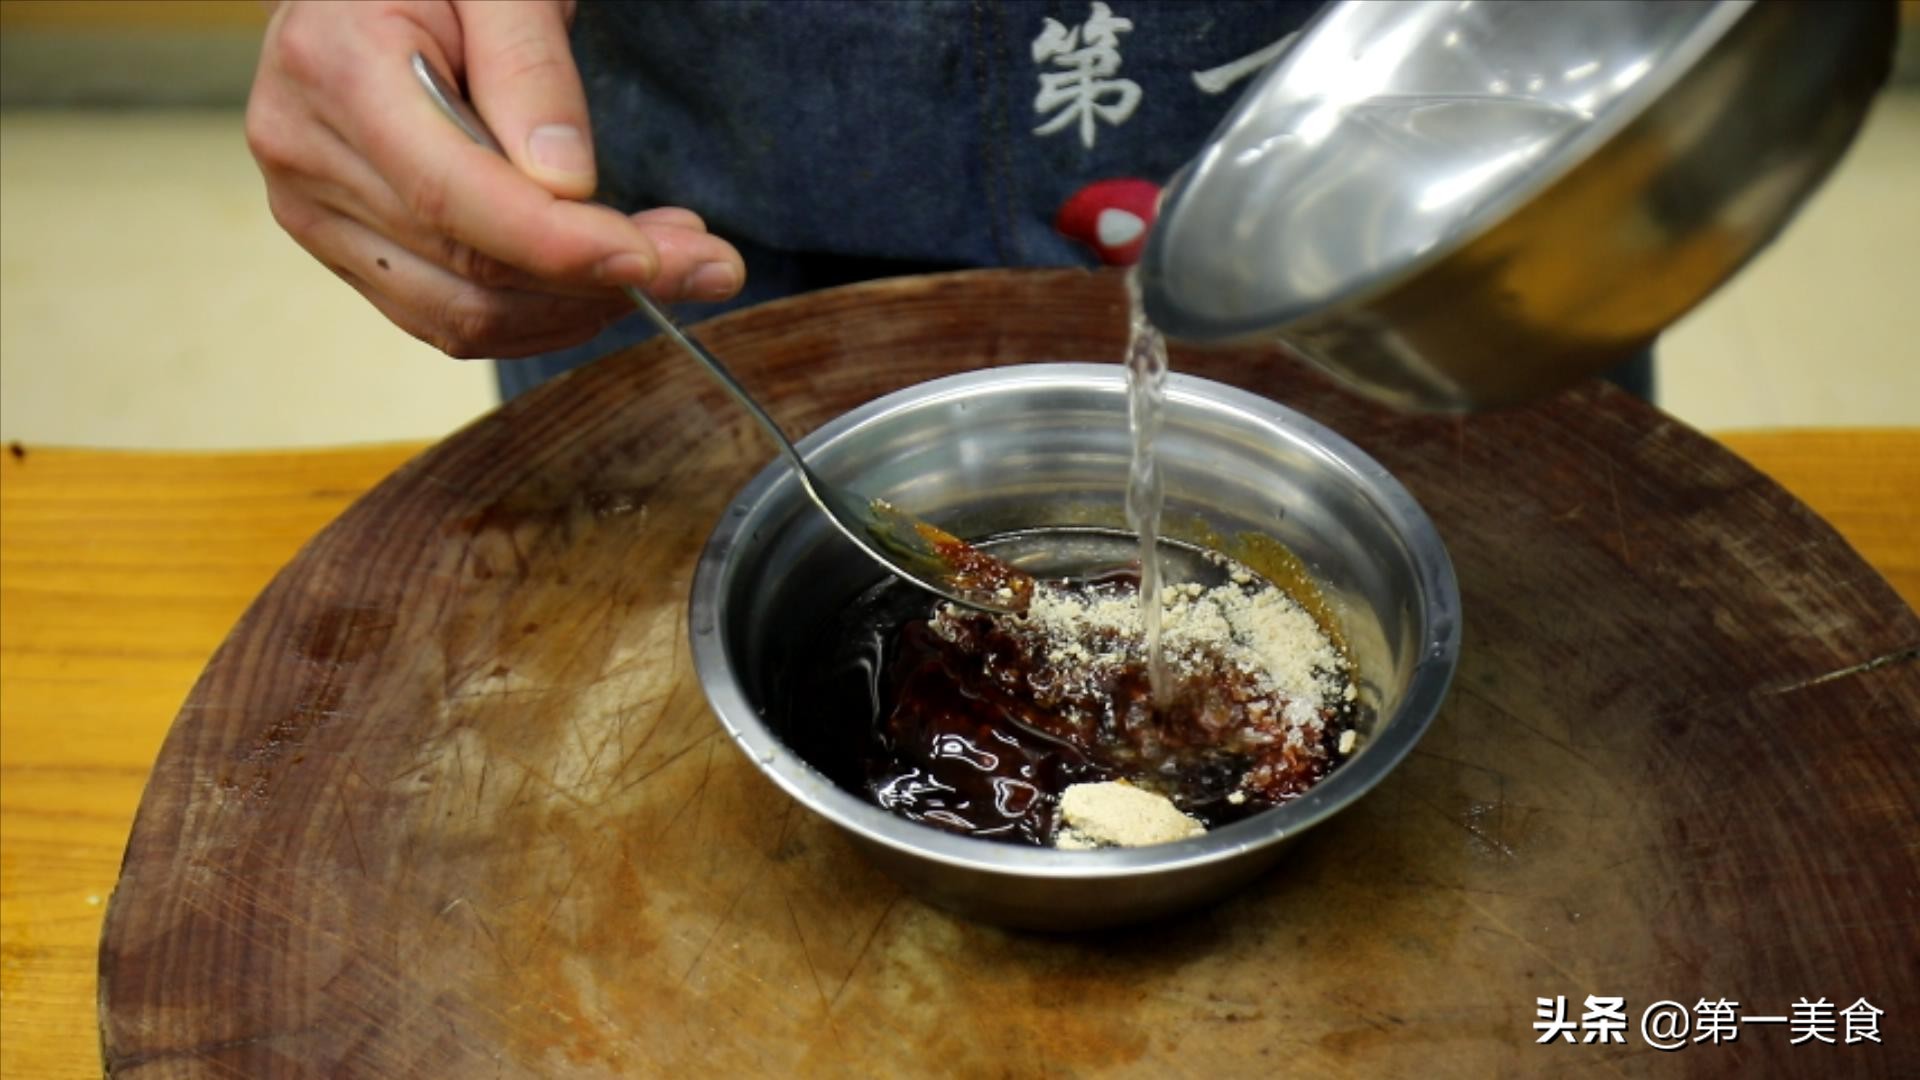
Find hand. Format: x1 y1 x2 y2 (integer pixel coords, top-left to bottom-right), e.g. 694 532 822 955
246 0 745 359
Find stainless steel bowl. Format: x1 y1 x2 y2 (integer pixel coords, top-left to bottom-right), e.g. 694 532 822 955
1141 0 1897 409
689 365 1460 930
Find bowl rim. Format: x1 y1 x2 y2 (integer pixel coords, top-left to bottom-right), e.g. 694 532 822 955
688 363 1460 880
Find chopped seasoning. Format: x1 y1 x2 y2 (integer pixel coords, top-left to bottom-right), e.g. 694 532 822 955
785 545 1359 849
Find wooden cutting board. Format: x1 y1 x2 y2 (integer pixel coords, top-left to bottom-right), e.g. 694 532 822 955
98 269 1918 1077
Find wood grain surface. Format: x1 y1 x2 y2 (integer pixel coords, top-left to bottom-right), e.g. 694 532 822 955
16 270 1919 1077
1716 428 1920 611
2 429 1902 1079
1 446 417 1079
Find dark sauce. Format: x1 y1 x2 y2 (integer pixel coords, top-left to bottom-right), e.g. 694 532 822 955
779 558 1357 848
914 519 1036 614
867 499 1036 613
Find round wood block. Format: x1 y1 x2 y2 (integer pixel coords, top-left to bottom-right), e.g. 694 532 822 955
99 270 1918 1077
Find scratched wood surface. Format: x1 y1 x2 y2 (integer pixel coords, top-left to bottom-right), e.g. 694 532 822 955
1716 428 1920 611
97 270 1918 1077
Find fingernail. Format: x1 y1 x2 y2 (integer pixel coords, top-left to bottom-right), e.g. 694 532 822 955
528 124 593 181
595 251 656 286
685 261 740 299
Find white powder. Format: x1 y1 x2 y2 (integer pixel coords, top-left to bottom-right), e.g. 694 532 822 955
988 564 1348 727
1164 579 1344 713
929 553 1357 846
1055 781 1206 849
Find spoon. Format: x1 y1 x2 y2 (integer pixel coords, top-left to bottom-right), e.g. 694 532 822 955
411 53 1028 614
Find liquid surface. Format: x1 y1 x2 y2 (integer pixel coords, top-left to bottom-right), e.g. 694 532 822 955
779 535 1357 847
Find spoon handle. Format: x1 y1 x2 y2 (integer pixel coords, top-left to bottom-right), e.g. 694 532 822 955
615 285 808 474
407 53 807 473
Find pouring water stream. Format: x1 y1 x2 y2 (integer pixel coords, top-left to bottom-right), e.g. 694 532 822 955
1123 271 1173 706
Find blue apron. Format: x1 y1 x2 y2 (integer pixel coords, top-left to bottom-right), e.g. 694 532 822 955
500 0 1323 398
502 1 1650 402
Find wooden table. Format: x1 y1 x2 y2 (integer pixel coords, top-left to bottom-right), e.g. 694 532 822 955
7 443 1915 1078
2 322 1915 1074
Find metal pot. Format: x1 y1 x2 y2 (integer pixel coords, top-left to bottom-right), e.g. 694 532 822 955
688 365 1460 930
1140 0 1897 409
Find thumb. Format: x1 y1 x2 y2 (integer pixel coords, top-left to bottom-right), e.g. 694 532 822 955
454 0 596 199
